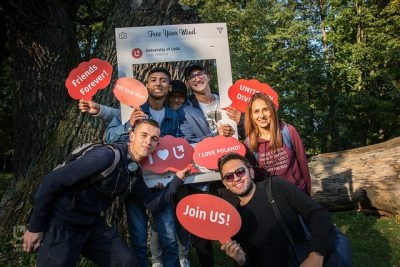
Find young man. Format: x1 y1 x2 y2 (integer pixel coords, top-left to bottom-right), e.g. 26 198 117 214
178 63 242 267
180 64 238 143
217 152 336 266
167 79 188 111
78 67 184 267
23 119 191 267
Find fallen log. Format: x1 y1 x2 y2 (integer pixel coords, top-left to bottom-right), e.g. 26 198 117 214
309 137 400 216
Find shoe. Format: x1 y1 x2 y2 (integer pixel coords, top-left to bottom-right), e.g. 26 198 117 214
151 263 163 267
180 259 190 267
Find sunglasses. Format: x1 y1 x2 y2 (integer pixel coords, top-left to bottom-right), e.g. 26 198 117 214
222 167 247 182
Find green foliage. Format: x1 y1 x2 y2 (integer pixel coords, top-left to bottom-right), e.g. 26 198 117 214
181 0 400 154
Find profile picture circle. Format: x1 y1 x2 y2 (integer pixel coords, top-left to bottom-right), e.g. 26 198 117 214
132 48 143 59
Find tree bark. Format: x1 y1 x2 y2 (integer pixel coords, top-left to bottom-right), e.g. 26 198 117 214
0 0 198 236
310 136 400 216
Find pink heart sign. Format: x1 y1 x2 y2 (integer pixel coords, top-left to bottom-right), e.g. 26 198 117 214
141 135 194 173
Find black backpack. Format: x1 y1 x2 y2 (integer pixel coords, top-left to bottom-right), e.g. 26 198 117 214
30 142 121 204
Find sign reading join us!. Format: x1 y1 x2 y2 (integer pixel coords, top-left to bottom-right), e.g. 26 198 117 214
65 58 113 100
223 79 279 113
176 194 242 244
192 135 246 170
141 135 194 173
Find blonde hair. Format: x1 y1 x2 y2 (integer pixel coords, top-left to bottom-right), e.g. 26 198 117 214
244 93 283 152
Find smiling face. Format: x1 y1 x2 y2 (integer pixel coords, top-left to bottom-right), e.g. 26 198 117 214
129 121 160 161
251 98 272 130
220 159 255 198
146 71 171 100
186 68 210 94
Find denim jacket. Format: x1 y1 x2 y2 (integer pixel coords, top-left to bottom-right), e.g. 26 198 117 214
96 103 184 143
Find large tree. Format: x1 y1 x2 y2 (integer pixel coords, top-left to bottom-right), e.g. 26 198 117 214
0 0 198 259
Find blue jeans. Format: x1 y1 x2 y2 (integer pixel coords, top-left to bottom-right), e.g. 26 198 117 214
150 202 179 267
125 199 149 267
126 198 179 267
37 222 136 267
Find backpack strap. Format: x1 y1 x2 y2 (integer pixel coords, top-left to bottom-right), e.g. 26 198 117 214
266 177 301 265
75 143 121 188
282 123 293 150
69 144 121 209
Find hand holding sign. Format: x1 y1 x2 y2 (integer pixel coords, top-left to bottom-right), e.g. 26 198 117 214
113 77 148 107
192 135 246 170
141 135 194 173
223 79 279 113
65 58 113 100
176 194 241 244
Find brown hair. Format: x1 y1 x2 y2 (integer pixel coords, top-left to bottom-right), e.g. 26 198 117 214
244 92 283 152
133 118 160 131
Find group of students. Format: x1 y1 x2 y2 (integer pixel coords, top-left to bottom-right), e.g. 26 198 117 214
23 64 344 267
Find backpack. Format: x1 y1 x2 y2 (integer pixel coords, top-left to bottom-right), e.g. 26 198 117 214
31 142 121 204
53 142 121 184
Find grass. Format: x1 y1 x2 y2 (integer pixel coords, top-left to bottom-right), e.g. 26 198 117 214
1 172 399 266
187 212 400 267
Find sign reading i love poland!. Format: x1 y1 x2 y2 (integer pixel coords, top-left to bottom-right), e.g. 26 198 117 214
176 194 242 244
222 79 279 112
192 135 246 170
65 58 113 100
141 135 194 173
113 77 148 108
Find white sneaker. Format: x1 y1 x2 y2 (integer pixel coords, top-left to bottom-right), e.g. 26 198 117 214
180 259 190 267
152 263 163 267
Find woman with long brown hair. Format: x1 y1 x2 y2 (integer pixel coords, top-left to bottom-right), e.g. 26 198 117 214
244 92 311 195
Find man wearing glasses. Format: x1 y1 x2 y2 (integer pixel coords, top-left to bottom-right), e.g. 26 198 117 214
217 152 337 267
178 63 243 267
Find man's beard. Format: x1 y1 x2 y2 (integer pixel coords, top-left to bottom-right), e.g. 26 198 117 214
238 181 254 198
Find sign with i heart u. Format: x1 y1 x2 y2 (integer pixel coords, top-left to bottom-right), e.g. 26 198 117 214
141 135 194 173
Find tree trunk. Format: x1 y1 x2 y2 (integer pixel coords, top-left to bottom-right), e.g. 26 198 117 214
310 136 400 216
0 0 198 237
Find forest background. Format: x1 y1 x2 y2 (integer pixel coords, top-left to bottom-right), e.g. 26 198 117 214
0 0 399 266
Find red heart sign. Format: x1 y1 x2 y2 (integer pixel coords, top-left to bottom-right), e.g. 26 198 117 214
113 77 148 108
65 58 113 100
141 135 194 173
176 194 242 244
222 79 279 112
192 136 246 170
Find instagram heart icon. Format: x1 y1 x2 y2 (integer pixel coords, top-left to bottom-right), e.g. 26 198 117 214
157 149 169 160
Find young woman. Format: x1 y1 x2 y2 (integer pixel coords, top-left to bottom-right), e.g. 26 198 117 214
244 92 311 195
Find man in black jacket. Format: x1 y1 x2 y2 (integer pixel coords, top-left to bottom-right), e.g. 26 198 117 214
23 119 191 267
217 152 335 267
